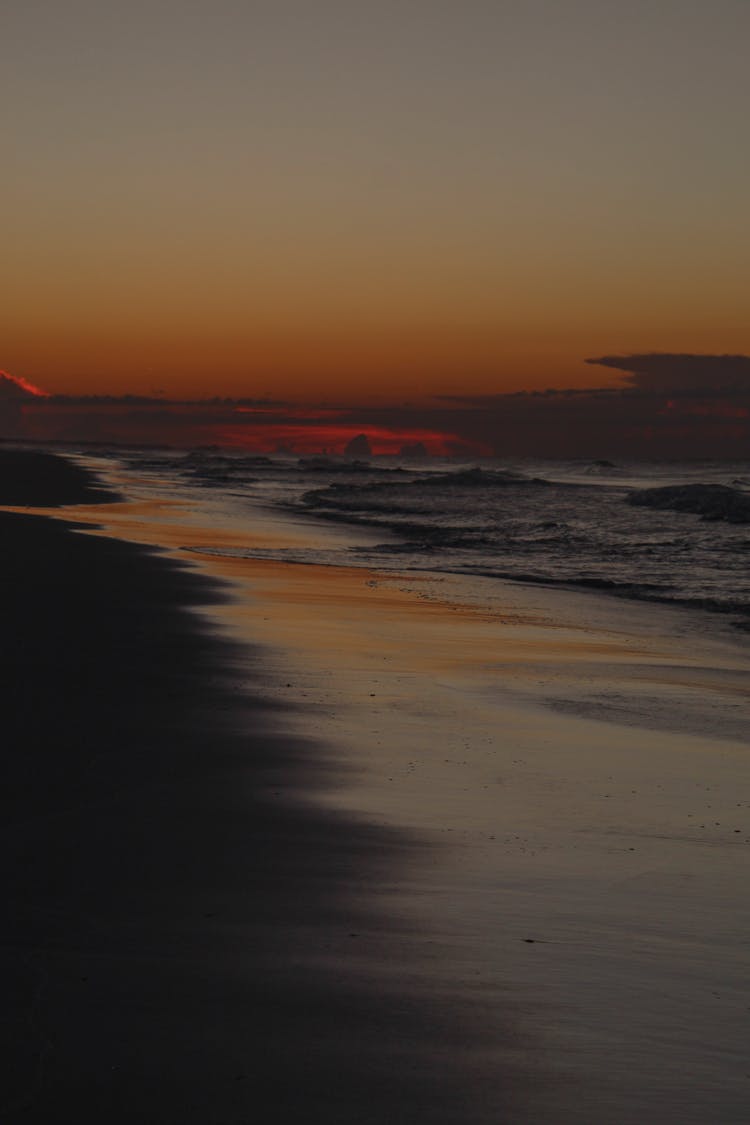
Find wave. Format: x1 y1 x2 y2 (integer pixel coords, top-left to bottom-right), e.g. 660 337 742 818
415 466 545 487
300 466 558 517
296 456 375 473
628 483 750 523
121 451 748 630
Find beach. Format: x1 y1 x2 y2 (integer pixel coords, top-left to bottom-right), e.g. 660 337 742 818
2 450 749 1123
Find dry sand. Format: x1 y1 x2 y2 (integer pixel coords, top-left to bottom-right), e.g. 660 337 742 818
2 452 749 1122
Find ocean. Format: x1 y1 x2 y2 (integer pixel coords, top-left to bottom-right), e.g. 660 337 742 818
81 449 750 630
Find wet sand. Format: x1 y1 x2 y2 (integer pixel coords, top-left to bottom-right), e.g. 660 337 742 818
2 450 750 1122
156 547 750 1124
0 454 535 1123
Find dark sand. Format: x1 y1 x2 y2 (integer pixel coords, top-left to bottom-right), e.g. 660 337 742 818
0 449 119 507
0 452 533 1122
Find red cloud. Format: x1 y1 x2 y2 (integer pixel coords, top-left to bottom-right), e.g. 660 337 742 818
0 370 50 399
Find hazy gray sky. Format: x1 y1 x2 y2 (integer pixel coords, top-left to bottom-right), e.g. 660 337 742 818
3 1 748 399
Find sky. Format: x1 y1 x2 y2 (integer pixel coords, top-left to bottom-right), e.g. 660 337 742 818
2 0 749 406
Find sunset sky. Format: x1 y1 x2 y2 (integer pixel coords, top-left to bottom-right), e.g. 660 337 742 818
3 0 749 407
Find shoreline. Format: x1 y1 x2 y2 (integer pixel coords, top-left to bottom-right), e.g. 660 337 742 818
1 455 536 1123
3 450 750 1122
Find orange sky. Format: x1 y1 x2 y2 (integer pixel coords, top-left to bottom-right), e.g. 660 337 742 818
2 2 749 403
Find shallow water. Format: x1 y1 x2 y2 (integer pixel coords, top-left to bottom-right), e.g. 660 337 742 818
76 449 750 627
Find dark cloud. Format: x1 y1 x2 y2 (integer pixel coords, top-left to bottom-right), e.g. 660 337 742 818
424 366 750 458
586 354 750 395
46 394 288 408
1 371 41 401
4 356 750 459
0 372 38 437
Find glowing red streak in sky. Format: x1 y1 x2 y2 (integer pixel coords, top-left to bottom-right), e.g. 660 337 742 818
0 369 49 397
216 423 486 456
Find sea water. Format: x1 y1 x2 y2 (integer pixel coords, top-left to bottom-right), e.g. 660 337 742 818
81 449 750 629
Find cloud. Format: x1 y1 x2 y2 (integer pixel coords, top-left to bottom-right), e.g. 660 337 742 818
585 354 750 395
1 370 46 401
0 370 45 436
4 354 750 459
420 360 750 458
15 398 473 456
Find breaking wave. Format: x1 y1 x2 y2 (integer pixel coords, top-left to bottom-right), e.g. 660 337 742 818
628 483 750 523
109 450 750 628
